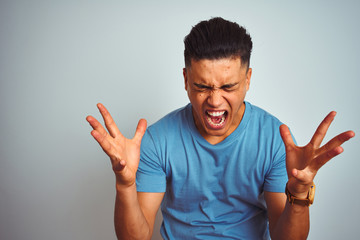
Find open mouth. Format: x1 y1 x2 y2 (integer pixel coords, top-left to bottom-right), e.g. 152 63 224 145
205 110 227 129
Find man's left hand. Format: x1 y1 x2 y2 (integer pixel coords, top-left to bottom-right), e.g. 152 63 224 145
280 111 355 198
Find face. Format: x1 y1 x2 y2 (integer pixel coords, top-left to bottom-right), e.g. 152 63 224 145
183 57 252 144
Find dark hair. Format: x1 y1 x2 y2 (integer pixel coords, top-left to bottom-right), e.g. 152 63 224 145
184 17 253 68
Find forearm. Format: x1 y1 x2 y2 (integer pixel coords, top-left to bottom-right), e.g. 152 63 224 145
114 183 151 240
271 202 309 240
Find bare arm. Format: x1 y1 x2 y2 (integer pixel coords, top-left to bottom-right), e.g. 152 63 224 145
87 103 164 239
114 187 164 239
266 112 354 240
265 192 309 240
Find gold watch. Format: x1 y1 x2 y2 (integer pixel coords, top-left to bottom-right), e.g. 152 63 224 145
285 182 316 206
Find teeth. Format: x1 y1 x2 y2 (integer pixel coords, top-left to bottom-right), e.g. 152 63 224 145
207 111 225 117
207 114 226 126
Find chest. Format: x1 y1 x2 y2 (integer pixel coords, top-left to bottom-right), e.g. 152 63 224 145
164 140 271 203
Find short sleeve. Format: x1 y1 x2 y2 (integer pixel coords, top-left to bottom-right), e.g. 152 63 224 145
136 130 166 192
263 152 288 193
263 127 296 193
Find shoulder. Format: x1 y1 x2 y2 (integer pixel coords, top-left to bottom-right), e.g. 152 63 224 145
243 102 287 157
140 104 192 165
246 102 283 129
141 104 191 149
147 104 190 134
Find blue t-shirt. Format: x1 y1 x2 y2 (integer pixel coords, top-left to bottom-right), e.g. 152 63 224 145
136 102 288 239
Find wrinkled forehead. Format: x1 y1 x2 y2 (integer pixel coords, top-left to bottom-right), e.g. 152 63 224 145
187 56 247 70
186 57 247 85
187 57 246 75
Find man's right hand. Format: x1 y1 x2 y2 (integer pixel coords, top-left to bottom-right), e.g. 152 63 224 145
86 103 147 188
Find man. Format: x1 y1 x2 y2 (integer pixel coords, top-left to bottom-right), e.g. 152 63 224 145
86 17 354 239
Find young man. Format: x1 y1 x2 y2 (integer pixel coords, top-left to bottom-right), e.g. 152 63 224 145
86 17 354 239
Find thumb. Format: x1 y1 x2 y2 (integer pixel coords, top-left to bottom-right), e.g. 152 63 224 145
291 168 310 184
133 119 147 143
280 124 295 149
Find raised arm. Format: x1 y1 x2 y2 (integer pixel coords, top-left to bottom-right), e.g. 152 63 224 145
86 103 164 240
266 111 355 240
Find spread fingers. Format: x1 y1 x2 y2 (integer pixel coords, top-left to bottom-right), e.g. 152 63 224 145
97 103 122 138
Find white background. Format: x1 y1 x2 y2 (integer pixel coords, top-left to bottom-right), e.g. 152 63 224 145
0 1 359 239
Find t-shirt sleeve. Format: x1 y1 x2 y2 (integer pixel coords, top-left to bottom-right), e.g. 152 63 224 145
263 151 288 193
263 124 295 193
136 129 166 192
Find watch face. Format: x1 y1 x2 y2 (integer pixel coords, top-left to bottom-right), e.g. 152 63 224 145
308 184 316 204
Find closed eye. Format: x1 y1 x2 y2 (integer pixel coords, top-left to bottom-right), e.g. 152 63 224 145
221 83 239 91
194 83 212 91
193 82 239 92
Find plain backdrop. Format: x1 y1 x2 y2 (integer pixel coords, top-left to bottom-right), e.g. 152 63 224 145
1 1 359 239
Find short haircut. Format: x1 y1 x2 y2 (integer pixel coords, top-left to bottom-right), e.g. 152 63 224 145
184 17 253 69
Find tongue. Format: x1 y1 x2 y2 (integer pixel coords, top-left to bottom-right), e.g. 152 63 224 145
211 116 223 124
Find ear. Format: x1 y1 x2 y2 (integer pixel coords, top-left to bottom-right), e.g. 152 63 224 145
183 68 188 91
246 68 252 91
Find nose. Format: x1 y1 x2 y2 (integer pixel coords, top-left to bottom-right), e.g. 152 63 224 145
206 89 223 107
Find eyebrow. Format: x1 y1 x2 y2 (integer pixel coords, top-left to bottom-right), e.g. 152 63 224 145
193 82 239 89
193 83 211 89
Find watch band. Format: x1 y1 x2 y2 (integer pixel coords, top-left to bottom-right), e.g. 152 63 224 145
285 182 316 206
